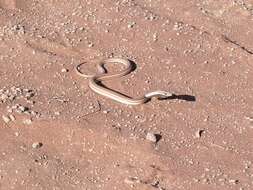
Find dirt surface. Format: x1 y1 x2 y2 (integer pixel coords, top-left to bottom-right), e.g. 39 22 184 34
0 0 253 189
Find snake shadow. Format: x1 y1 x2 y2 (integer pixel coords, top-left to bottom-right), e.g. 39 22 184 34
157 94 196 102
129 60 137 71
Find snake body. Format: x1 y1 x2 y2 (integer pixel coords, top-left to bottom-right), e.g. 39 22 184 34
75 58 173 105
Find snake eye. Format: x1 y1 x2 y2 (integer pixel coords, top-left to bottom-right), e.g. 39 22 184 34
166 92 173 96
157 91 173 100
162 91 173 97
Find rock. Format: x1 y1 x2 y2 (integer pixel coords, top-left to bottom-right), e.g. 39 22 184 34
102 110 109 114
88 42 94 47
195 129 205 138
18 105 27 112
127 22 136 28
32 142 43 149
146 132 159 143
54 111 60 116
14 132 19 137
61 68 69 73
229 179 239 184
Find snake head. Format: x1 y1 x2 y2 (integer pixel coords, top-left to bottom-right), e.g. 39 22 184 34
157 91 174 100
145 91 174 99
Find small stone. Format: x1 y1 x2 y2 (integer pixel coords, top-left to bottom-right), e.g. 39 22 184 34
88 105 95 109
79 27 85 31
27 100 35 104
32 142 43 149
54 111 60 116
195 129 205 138
17 105 28 113
88 42 94 47
61 68 69 73
127 22 136 28
153 33 158 41
2 115 10 123
15 132 19 137
146 132 158 143
229 179 239 184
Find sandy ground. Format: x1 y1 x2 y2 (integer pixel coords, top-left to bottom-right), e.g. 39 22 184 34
0 0 253 189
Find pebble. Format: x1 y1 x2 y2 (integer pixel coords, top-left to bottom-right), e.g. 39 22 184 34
88 105 95 109
229 179 239 184
32 142 43 149
61 68 69 73
146 132 158 143
54 111 61 116
195 129 205 138
102 110 109 114
88 42 94 47
127 22 136 28
14 132 19 137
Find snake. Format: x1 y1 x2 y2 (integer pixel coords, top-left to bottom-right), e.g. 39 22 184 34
75 58 173 105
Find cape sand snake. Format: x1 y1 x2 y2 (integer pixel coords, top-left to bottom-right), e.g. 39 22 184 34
75 58 173 105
